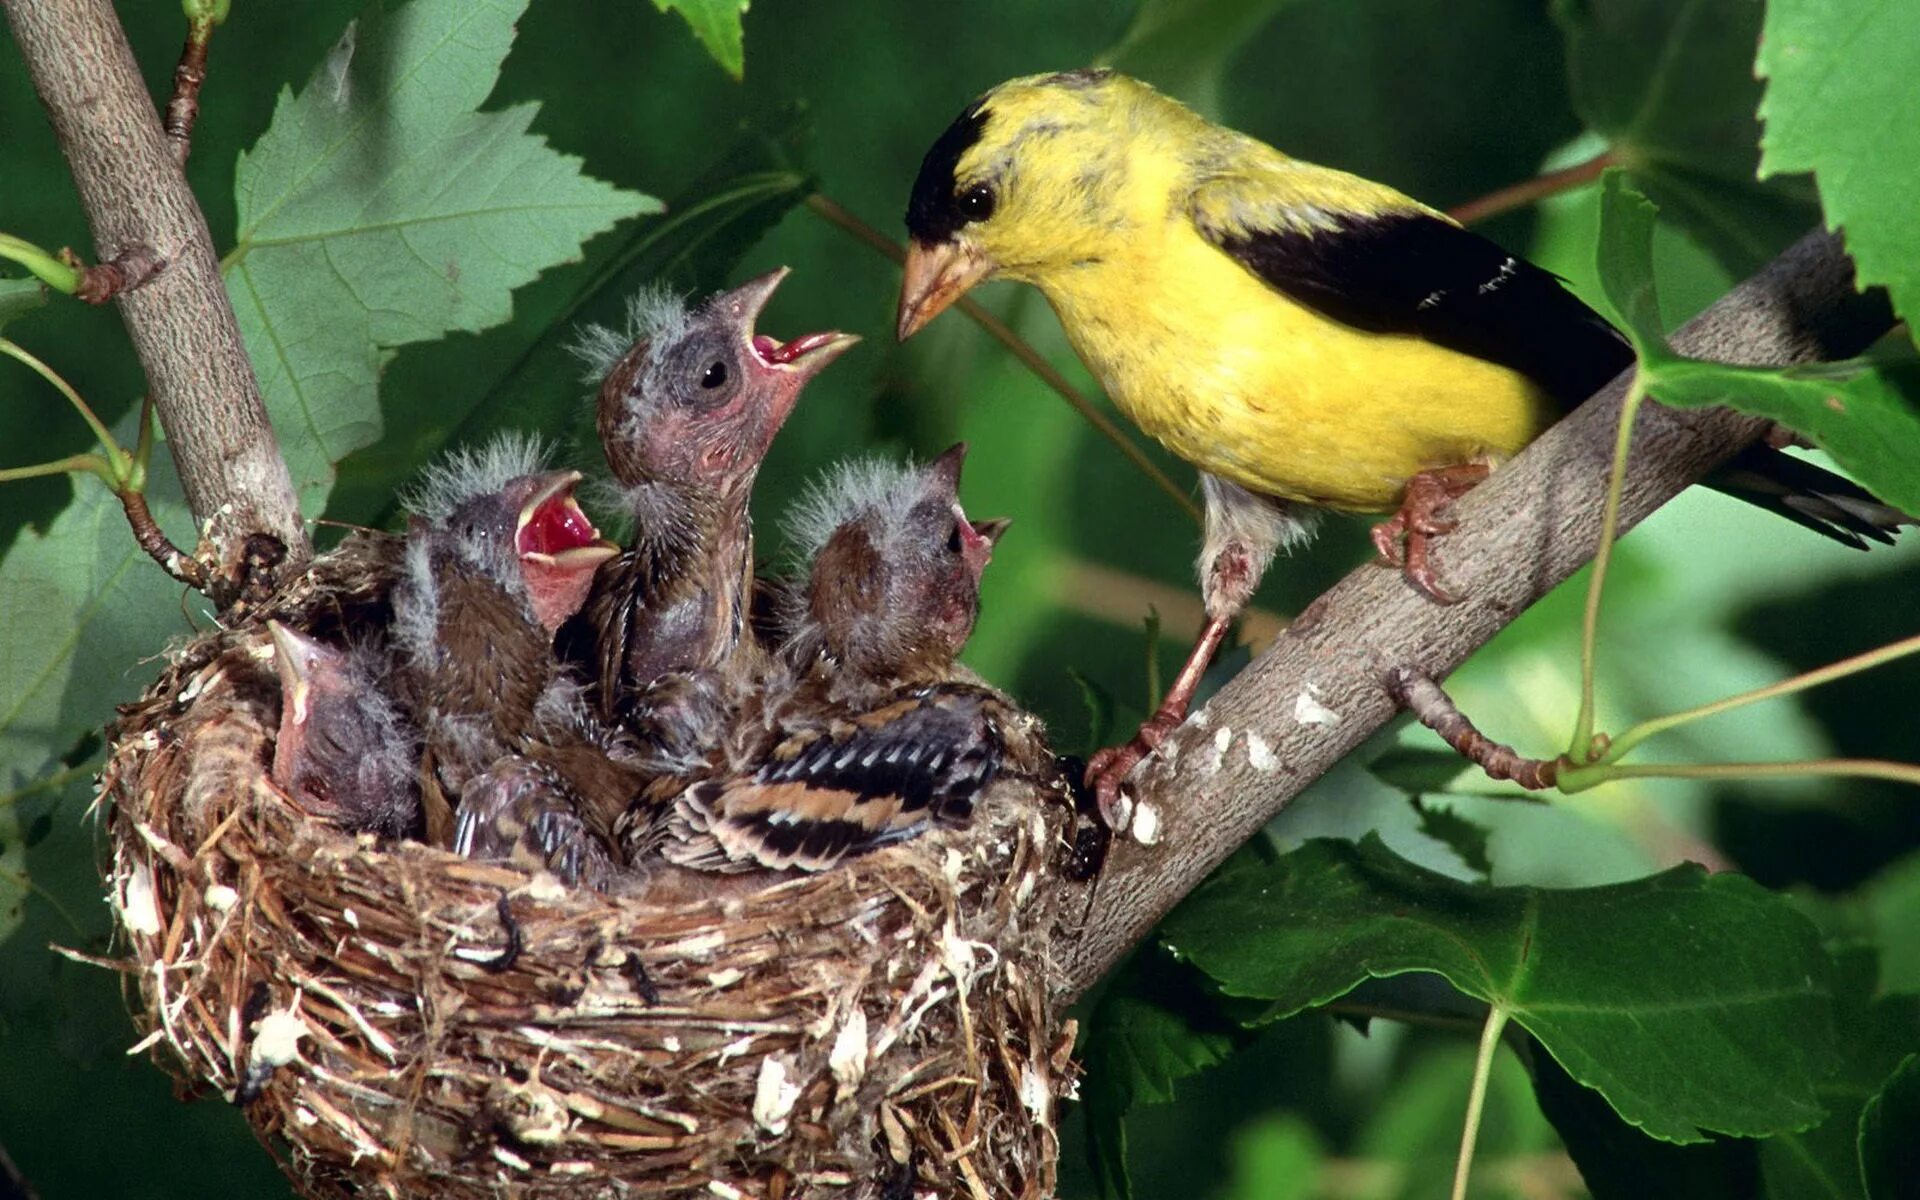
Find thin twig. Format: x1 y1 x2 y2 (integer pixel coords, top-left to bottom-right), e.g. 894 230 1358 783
66 244 165 304
802 193 1202 525
1387 669 1562 790
165 16 218 163
1448 149 1619 227
121 488 209 589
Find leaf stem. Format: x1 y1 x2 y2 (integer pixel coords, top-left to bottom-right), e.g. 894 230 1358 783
1452 1005 1513 1200
1448 149 1619 227
1570 372 1646 760
1558 757 1920 794
1595 632 1920 767
802 192 1202 525
0 453 117 488
0 337 123 465
0 231 81 294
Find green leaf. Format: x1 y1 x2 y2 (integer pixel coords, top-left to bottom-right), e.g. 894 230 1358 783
330 111 813 525
1100 0 1307 114
0 276 47 330
1521 1030 1759 1200
1161 836 1836 1143
1410 797 1494 879
1859 1054 1920 1200
1757 0 1920 349
1214 1114 1321 1200
1595 172 1920 513
1592 169 1668 354
650 0 748 80
1648 349 1920 515
1759 951 1920 1200
0 447 203 894
1079 948 1253 1200
226 0 657 514
1555 0 1818 275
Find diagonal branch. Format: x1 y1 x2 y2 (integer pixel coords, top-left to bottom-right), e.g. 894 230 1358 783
3 0 308 587
1055 229 1892 998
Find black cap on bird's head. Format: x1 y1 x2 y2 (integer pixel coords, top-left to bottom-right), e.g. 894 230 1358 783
588 269 858 499
899 67 1125 341
786 443 1009 675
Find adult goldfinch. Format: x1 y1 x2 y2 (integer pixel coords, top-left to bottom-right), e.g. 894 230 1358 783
897 68 1907 818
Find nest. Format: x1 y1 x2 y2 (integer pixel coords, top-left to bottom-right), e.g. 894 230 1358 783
97 541 1078 1198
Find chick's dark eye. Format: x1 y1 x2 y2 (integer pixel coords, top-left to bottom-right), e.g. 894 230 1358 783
700 361 728 389
946 524 964 554
957 184 996 221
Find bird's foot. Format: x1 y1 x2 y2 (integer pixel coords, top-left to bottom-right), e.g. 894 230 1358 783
1086 708 1184 831
1371 464 1491 604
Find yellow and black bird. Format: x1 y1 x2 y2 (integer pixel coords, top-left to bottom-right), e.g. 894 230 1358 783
896 67 1908 817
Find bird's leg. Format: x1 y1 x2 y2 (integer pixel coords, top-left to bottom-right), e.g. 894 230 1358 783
1371 463 1491 603
1086 613 1234 825
1087 477 1312 830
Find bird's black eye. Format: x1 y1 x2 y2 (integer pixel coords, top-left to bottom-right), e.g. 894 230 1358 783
700 361 728 389
946 524 964 554
957 184 996 222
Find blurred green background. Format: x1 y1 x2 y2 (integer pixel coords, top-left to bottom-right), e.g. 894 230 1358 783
2 1 1915 1196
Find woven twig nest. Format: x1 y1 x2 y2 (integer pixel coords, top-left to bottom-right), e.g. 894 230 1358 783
98 542 1078 1198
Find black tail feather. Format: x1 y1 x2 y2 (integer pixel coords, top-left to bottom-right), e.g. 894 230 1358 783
1706 445 1913 550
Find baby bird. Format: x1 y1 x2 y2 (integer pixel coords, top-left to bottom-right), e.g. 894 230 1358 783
657 444 1034 873
394 435 620 793
897 68 1911 818
567 269 858 717
266 621 418 838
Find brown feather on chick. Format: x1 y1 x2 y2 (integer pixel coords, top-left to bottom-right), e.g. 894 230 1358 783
656 444 1048 874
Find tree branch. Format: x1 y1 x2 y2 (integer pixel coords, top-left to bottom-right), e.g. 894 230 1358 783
1056 229 1891 998
3 0 309 584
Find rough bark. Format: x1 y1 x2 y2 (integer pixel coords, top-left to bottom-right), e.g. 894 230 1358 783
3 0 308 575
1057 230 1891 999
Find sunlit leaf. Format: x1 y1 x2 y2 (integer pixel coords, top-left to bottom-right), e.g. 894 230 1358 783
649 0 749 79
227 0 656 514
1757 0 1920 350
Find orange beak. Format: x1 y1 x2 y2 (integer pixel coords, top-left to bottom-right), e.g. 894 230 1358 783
896 240 996 341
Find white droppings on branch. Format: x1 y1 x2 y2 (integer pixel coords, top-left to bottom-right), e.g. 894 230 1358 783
1245 731 1278 772
1293 685 1340 727
1131 802 1162 846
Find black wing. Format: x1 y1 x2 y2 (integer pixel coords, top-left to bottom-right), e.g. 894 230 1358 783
1190 175 1632 408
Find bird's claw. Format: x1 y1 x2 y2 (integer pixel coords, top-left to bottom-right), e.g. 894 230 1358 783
1372 465 1488 604
1085 710 1183 832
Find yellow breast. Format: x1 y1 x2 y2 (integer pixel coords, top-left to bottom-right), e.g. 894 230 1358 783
1037 219 1558 513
